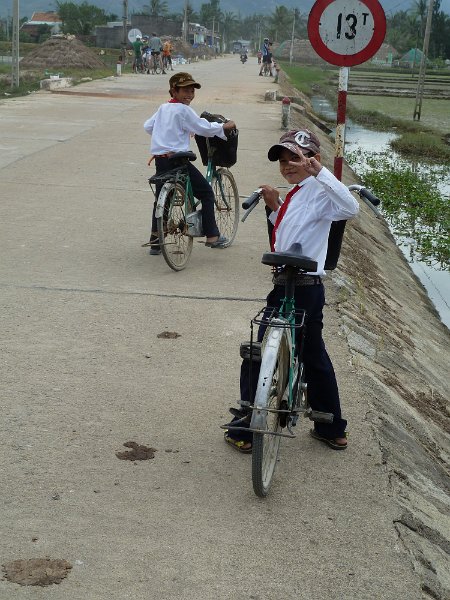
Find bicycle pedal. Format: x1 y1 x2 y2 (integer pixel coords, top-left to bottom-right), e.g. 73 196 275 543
239 342 262 361
228 407 251 420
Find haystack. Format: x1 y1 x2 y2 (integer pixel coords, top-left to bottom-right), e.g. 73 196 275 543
20 36 106 69
274 38 328 65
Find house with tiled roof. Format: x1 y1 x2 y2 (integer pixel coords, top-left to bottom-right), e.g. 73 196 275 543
21 11 62 41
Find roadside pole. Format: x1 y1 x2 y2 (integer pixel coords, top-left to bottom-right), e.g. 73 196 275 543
11 0 19 89
413 0 435 120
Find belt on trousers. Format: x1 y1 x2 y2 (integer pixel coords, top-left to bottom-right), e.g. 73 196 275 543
147 152 175 165
272 272 322 287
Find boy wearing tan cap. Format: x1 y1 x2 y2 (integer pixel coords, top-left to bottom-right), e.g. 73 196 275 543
144 72 236 253
225 129 359 453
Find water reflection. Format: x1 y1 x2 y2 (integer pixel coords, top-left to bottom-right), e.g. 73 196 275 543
311 95 450 329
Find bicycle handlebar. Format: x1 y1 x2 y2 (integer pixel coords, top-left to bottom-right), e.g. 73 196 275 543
241 188 262 222
241 184 382 222
348 185 381 217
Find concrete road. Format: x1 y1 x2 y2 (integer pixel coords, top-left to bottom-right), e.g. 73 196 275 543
0 57 420 599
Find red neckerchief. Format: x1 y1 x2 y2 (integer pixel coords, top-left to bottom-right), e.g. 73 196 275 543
271 184 300 251
168 99 181 103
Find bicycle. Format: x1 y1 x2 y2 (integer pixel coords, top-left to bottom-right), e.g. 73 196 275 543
262 61 272 76
132 55 145 74
224 185 381 497
148 129 239 271
148 52 162 74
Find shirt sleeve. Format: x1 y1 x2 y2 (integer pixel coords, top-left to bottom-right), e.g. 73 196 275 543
183 106 227 140
315 167 360 219
143 114 155 135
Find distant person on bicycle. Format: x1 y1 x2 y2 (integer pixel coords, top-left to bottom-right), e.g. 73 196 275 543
224 129 359 452
149 32 166 74
259 37 272 76
132 35 143 73
143 72 237 253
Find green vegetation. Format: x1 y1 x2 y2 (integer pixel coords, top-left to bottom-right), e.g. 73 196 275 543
390 131 450 161
348 151 450 270
281 63 337 97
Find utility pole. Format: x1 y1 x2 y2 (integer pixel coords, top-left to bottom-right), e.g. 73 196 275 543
289 10 296 65
122 0 128 65
413 0 435 120
183 0 188 43
11 0 19 89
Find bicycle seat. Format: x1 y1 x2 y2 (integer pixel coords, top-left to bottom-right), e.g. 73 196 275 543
261 243 318 272
168 151 197 162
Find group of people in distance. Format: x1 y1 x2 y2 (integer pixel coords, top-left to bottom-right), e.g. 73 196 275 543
143 57 360 453
131 33 174 74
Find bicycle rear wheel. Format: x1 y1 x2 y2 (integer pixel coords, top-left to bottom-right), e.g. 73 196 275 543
152 57 162 74
157 183 194 271
251 327 290 497
212 168 239 246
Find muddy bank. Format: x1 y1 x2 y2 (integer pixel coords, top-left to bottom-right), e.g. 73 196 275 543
279 75 450 599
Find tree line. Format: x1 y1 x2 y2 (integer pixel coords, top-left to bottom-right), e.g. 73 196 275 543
2 0 449 60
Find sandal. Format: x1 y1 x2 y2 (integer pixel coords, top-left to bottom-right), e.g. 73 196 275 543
205 235 229 248
224 433 252 453
310 429 348 451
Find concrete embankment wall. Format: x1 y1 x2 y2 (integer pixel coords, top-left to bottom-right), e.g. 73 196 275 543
278 78 450 599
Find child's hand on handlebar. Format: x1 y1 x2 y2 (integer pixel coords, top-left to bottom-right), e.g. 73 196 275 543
259 185 281 212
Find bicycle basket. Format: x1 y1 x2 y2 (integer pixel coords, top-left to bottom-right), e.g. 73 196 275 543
194 111 238 168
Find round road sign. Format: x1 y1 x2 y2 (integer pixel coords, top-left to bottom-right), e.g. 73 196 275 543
308 0 386 66
128 28 142 43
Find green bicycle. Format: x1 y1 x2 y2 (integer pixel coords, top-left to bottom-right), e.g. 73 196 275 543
225 185 381 497
149 131 239 271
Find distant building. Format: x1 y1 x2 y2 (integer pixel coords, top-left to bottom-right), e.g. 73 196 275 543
397 48 429 68
231 40 251 54
371 43 398 66
21 11 62 41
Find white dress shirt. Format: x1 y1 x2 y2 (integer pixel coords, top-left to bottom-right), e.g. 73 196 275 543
144 102 227 155
269 167 359 275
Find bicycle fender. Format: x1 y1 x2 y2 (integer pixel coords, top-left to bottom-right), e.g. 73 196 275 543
251 326 291 431
155 182 173 219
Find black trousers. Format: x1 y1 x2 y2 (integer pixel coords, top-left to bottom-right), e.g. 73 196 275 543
151 156 220 238
239 282 347 439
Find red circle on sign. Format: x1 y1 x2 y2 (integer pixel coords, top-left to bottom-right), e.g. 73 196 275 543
308 0 386 66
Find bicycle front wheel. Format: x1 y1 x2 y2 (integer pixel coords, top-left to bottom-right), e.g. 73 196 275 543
251 326 290 497
212 168 239 246
157 183 194 271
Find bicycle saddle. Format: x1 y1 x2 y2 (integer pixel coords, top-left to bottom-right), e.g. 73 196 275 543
261 243 318 272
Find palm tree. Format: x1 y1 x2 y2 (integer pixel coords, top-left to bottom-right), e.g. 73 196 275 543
221 11 238 51
149 0 168 18
268 6 292 42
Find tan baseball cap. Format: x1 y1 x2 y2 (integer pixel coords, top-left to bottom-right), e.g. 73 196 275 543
169 72 201 89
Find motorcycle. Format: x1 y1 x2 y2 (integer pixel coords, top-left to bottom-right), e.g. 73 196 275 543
240 54 247 64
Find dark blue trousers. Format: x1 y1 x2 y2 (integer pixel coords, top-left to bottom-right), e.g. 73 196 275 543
240 282 347 439
151 156 220 238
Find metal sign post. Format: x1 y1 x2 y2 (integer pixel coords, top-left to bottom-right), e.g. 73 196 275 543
308 0 386 179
